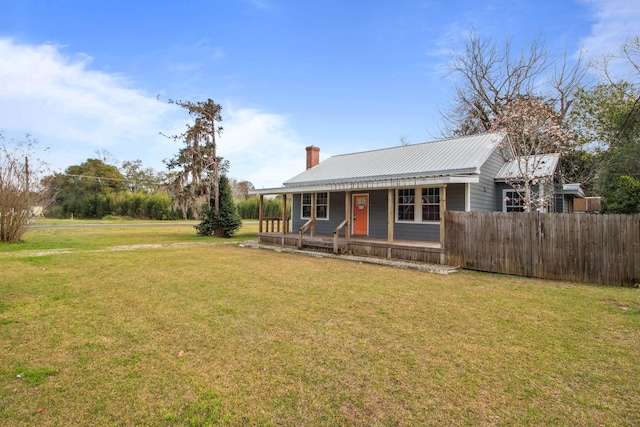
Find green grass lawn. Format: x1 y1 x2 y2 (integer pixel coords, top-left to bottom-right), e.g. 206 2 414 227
1 221 639 426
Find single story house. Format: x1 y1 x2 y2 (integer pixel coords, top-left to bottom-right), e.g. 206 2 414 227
250 132 583 263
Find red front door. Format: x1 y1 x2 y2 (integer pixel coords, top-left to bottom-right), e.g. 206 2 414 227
353 194 369 235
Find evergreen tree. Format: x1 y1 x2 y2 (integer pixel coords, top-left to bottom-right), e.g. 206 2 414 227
195 175 242 237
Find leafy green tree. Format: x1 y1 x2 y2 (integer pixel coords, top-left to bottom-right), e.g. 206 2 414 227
195 175 242 237
558 149 599 196
48 158 125 218
121 159 165 193
571 82 640 207
604 175 640 213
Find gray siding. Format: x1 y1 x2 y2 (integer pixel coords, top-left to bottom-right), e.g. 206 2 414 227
470 149 504 211
291 193 303 231
447 183 466 211
291 192 347 234
394 223 440 242
365 190 388 239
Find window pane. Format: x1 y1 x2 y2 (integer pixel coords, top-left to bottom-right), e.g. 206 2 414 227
302 193 312 218
421 188 440 221
505 191 524 212
422 205 440 221
317 205 327 218
316 192 327 205
398 205 414 220
398 189 416 220
399 189 414 203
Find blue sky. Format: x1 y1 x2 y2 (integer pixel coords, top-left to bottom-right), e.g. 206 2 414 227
1 0 639 188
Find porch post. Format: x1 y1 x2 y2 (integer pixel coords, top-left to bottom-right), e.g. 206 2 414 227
387 189 394 243
386 189 394 259
282 194 288 235
440 186 447 263
345 191 351 242
311 193 316 237
259 194 264 234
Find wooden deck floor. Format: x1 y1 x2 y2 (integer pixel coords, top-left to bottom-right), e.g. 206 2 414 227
258 232 444 264
258 232 442 250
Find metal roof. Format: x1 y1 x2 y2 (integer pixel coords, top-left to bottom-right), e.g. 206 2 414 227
494 153 560 181
283 132 504 187
562 183 585 198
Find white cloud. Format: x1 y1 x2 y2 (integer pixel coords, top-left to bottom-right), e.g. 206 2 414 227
580 0 640 76
220 107 307 188
0 38 303 188
0 38 179 170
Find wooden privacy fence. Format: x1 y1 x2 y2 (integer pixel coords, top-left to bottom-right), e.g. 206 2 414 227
445 211 640 287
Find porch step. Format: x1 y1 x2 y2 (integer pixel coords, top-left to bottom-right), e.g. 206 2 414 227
301 240 345 253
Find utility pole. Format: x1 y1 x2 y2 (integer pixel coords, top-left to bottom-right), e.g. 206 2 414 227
25 156 31 216
25 156 29 192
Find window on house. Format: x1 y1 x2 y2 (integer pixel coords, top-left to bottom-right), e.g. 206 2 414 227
301 192 329 219
301 193 312 218
316 192 328 219
504 190 525 212
397 189 415 220
422 188 440 221
397 187 441 222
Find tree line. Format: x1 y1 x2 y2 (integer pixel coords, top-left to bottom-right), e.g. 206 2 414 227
44 157 281 221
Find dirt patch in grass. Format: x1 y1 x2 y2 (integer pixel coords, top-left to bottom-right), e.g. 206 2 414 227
603 300 640 312
1 242 234 258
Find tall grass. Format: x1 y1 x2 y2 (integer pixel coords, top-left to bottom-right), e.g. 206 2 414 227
236 196 288 219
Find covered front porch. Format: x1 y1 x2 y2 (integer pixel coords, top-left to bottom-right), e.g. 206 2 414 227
249 164 487 265
257 230 445 264
254 187 447 265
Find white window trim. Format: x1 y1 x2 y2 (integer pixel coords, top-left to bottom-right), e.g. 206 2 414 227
465 183 471 212
395 187 441 224
315 192 330 221
300 192 330 221
300 193 312 219
502 189 524 212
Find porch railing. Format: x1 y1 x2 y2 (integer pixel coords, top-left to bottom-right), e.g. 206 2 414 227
262 217 284 233
298 219 315 248
333 219 349 254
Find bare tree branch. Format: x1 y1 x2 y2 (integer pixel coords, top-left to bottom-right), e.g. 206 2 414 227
443 32 584 137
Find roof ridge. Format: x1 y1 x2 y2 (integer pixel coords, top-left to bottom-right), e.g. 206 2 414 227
331 132 502 158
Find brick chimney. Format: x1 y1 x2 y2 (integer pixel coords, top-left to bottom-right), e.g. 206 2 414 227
306 145 320 170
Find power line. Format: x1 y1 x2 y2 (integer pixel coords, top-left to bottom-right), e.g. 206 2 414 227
61 173 166 185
